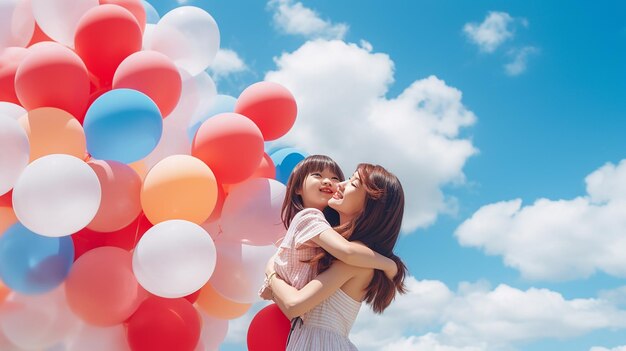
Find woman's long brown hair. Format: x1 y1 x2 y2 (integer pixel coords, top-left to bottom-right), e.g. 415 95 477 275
311 163 407 314
281 155 345 228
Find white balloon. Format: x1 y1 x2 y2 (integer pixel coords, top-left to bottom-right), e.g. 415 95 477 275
31 0 99 47
141 113 192 170
141 22 156 49
0 287 81 350
198 311 228 351
221 178 287 246
0 0 35 50
12 154 101 237
133 219 217 298
209 240 276 303
149 6 220 75
0 102 27 120
0 116 29 195
165 68 200 128
67 324 130 351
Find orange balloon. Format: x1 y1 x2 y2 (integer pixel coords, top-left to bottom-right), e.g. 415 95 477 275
196 282 251 320
87 160 142 232
0 191 17 235
65 247 146 326
129 160 148 180
141 155 218 224
18 107 86 162
191 113 264 184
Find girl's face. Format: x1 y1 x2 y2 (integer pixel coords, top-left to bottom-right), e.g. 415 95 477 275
297 168 341 211
328 171 367 221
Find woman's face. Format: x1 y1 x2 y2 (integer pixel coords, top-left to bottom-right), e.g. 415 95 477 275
298 168 341 211
328 171 367 221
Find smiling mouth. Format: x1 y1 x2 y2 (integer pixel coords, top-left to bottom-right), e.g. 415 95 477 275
320 188 334 194
332 192 343 199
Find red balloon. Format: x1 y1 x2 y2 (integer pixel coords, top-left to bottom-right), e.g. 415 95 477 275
183 289 201 304
192 113 264 184
247 304 290 351
27 23 53 47
14 42 90 121
251 152 276 179
71 212 152 260
113 50 182 117
74 4 142 86
126 296 201 351
99 0 146 33
235 81 297 141
65 247 146 326
0 47 28 105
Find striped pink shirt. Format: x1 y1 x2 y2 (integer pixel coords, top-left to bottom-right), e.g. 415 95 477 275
274 208 332 289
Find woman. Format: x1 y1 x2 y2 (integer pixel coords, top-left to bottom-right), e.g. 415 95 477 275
262 163 407 350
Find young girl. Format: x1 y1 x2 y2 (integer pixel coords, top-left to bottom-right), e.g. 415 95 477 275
266 164 408 350
260 155 396 296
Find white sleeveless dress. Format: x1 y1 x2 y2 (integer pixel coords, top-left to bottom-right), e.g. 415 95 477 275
286 289 361 350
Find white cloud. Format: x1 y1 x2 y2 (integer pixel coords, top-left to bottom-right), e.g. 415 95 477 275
209 48 247 80
265 39 477 232
351 278 454 349
504 46 538 76
268 0 348 39
382 334 485 351
350 277 626 351
455 159 626 281
463 12 514 53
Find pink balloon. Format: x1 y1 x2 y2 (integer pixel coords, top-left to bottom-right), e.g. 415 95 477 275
74 4 142 86
191 113 264 184
65 247 146 326
113 50 182 117
221 178 286 246
209 240 276 303
234 81 297 141
14 42 90 121
0 47 28 105
86 160 142 232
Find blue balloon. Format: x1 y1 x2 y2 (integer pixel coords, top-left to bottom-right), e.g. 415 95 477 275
0 223 74 294
270 148 308 184
84 89 163 164
142 1 160 24
188 94 237 141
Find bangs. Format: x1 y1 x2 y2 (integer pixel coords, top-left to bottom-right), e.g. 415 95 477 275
299 155 345 181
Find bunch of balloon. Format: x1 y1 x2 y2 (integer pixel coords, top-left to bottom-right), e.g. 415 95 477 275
0 0 301 350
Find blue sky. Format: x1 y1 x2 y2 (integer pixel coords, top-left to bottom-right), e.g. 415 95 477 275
147 1 626 350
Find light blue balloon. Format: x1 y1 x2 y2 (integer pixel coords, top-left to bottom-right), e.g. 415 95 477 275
0 223 74 294
84 89 163 164
188 94 237 141
142 1 160 24
270 147 308 184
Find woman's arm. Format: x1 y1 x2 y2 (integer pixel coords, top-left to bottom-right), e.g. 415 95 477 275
269 261 356 319
310 229 397 279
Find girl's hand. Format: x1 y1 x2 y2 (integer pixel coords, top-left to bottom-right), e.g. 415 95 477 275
259 285 273 300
